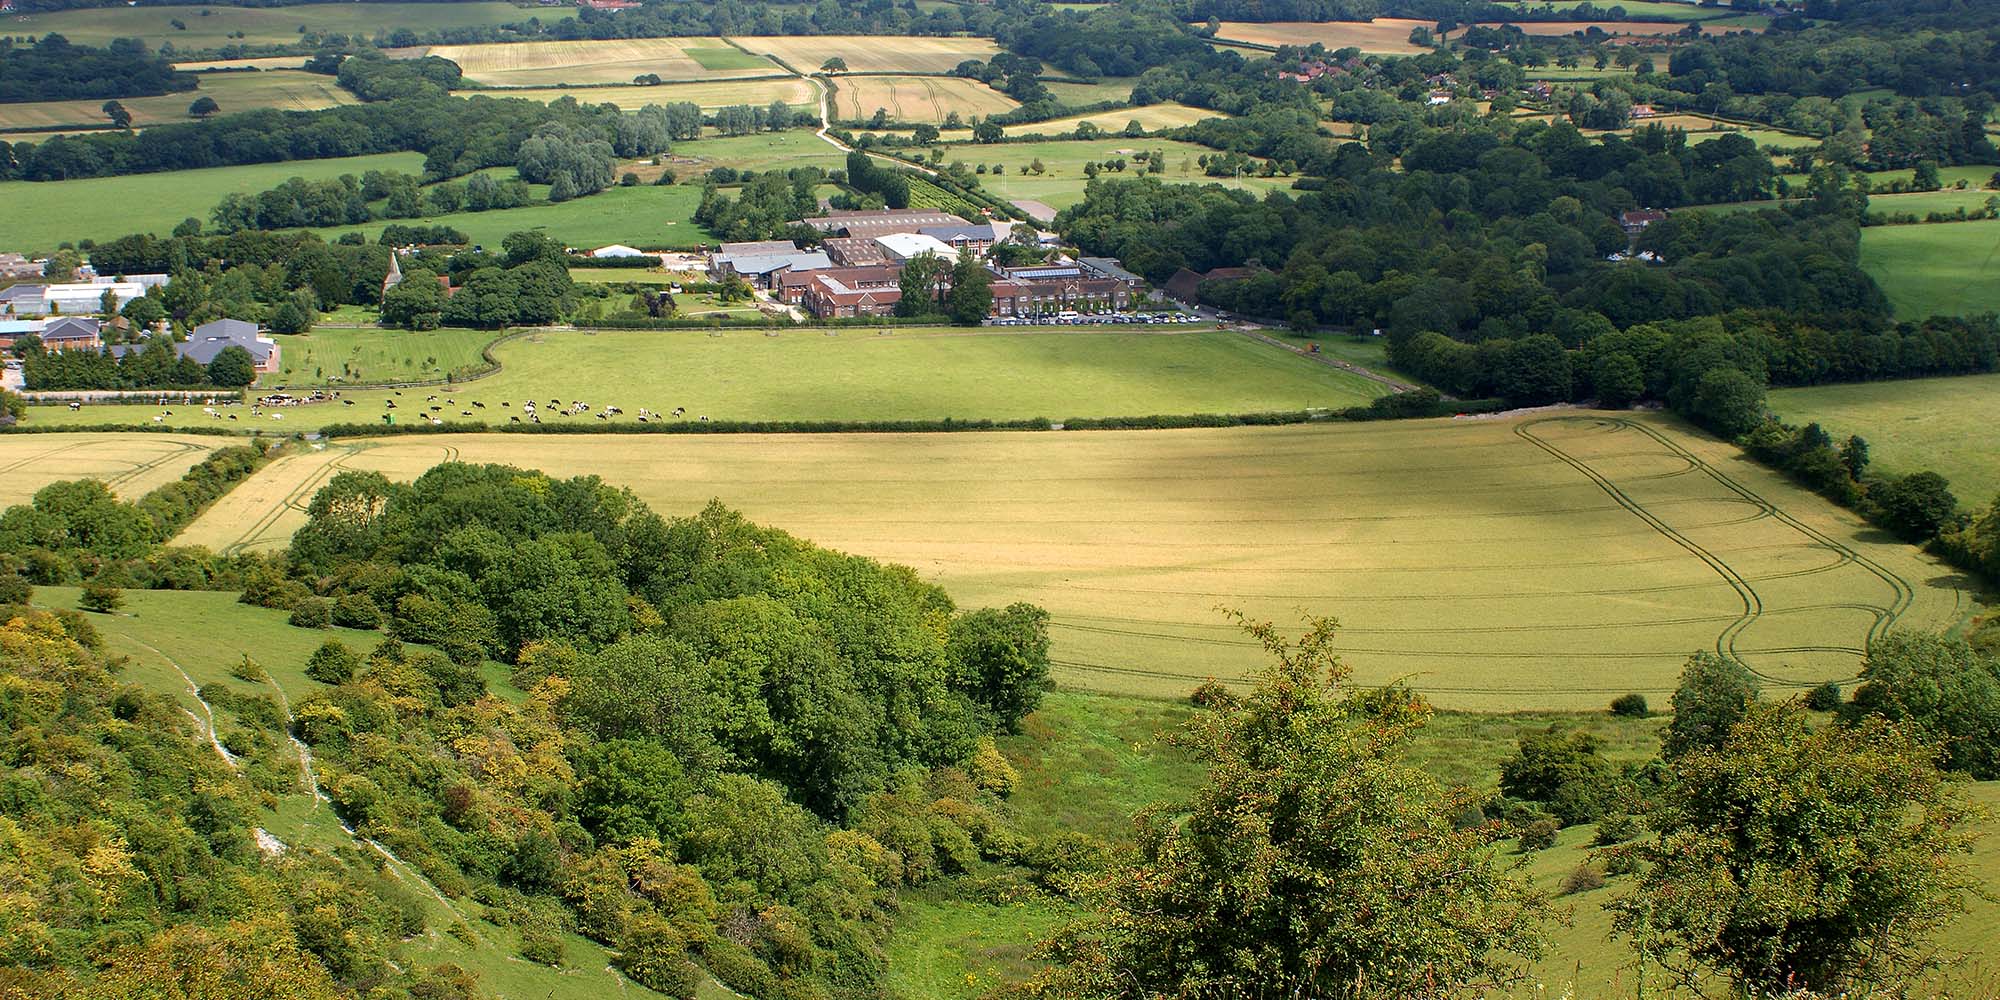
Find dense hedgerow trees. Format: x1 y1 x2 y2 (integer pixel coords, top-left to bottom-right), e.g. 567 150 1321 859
0 34 193 103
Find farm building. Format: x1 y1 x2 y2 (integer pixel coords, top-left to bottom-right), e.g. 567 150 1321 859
0 253 41 280
875 232 958 263
823 237 892 268
716 240 800 257
0 284 45 316
180 319 282 373
802 208 969 239
802 269 904 318
710 248 833 290
32 280 157 316
989 263 1137 315
917 222 1010 257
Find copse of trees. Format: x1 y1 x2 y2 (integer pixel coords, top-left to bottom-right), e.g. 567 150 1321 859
0 34 194 103
515 121 617 202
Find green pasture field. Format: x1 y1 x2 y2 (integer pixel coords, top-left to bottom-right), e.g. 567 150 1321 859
158 412 1973 711
20 585 674 1000
0 70 355 131
0 433 225 508
1768 373 2000 505
38 325 1382 434
316 182 712 252
1859 218 2000 319
999 102 1223 138
1490 0 1711 19
671 130 853 177
943 137 1293 211
0 151 426 254
1865 189 2000 216
568 267 679 284
1780 165 1997 191
455 77 816 111
1041 78 1139 105
262 327 497 388
0 2 561 50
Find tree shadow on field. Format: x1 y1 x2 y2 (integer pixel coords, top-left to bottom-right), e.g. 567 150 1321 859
1926 571 1992 599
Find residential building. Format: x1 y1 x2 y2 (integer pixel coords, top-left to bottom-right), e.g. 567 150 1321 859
38 317 103 352
0 253 41 280
801 208 969 239
874 232 958 263
802 270 903 318
1619 209 1668 235
181 318 281 372
988 263 1136 315
822 237 891 268
1629 104 1658 119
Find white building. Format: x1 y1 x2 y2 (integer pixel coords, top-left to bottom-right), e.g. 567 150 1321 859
590 244 649 259
874 232 957 263
39 281 150 315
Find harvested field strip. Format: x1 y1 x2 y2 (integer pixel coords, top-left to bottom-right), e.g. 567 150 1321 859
999 103 1222 137
724 35 1004 74
0 434 225 507
173 413 1967 710
457 78 816 111
833 75 1018 123
415 38 779 86
1207 19 1436 54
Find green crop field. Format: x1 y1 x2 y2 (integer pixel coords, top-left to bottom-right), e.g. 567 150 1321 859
158 412 1972 711
0 151 426 254
1860 218 2000 319
316 181 713 252
0 2 562 50
0 70 356 131
31 326 1384 433
0 433 226 507
1768 373 2000 505
262 327 499 388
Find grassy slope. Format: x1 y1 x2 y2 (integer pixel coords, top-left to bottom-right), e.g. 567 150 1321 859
1 2 562 49
0 152 426 254
1860 218 2000 319
1767 372 2000 506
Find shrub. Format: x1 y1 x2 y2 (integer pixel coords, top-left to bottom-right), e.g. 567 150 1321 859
79 580 124 613
0 574 29 605
1557 864 1606 896
1594 813 1639 846
305 639 360 685
519 926 566 967
1610 693 1649 717
289 596 332 629
1517 818 1559 852
1805 680 1842 712
1499 727 1621 825
330 592 382 630
1603 848 1642 877
230 654 268 682
967 736 1018 796
1189 678 1240 709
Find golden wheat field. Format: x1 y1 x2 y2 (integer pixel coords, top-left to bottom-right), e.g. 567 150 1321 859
0 434 226 507
1208 19 1437 54
171 413 1970 710
832 75 1017 123
412 38 779 86
727 34 1004 74
1000 102 1223 136
458 77 817 111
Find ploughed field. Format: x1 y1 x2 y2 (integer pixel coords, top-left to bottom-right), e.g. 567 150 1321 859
0 433 226 508
171 413 1970 710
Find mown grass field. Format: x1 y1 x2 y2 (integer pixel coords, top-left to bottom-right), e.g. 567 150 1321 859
1501 18 1702 35
1859 218 2000 319
0 151 426 254
163 412 1973 711
943 137 1293 211
1 2 560 49
727 34 1003 74
1768 373 2000 505
668 130 853 176
42 326 1383 433
458 77 815 111
0 70 356 131
413 37 777 86
316 181 712 252
1208 19 1437 54
263 327 498 387
832 75 1018 124
0 433 225 507
1489 0 1712 20
1000 102 1222 137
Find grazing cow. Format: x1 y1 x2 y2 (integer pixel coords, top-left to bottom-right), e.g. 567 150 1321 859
461 410 472 417
510 416 520 423
473 401 485 409
343 400 355 406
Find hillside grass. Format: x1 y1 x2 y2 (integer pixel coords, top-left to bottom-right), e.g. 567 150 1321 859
0 151 426 254
1767 372 2000 505
158 412 1974 711
0 2 562 50
316 181 713 251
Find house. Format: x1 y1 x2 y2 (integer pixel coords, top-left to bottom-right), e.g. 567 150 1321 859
0 253 41 280
802 270 903 318
1527 81 1554 100
988 263 1135 316
590 244 649 259
1279 60 1337 83
801 208 969 239
822 236 891 268
38 317 103 352
1619 209 1668 234
1427 89 1454 105
180 318 281 373
874 232 958 263
1629 104 1658 119
917 223 1005 257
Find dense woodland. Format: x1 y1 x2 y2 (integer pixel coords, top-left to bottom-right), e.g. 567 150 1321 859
0 34 192 103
